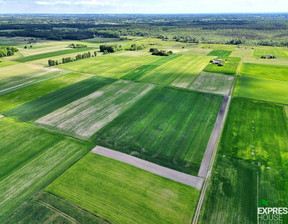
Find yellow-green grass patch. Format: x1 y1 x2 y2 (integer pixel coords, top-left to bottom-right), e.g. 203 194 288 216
46 153 200 224
234 75 288 105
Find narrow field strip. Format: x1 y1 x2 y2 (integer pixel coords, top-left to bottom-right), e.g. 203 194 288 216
5 76 116 121
14 47 94 63
0 71 88 113
92 146 204 189
36 80 155 139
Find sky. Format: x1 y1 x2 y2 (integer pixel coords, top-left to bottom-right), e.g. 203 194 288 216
0 0 287 14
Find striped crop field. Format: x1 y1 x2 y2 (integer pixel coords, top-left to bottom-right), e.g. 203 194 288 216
5 76 116 121
46 153 200 224
0 72 90 113
35 80 155 140
93 87 223 174
189 72 234 95
0 118 91 221
169 56 211 88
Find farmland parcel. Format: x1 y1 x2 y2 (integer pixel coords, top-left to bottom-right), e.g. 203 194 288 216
36 80 154 140
46 153 200 224
93 88 223 175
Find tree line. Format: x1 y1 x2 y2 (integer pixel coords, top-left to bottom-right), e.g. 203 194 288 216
48 51 97 66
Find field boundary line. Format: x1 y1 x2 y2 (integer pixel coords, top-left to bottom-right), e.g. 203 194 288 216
91 146 204 190
193 95 232 224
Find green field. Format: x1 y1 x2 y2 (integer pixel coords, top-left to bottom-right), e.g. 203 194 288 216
0 63 43 90
14 47 94 63
121 54 181 81
35 80 154 140
59 55 160 78
0 72 90 113
93 88 223 174
5 75 116 121
46 153 200 224
4 191 109 224
0 60 18 68
285 106 288 118
189 72 234 95
199 98 288 223
254 47 288 59
204 57 241 75
169 56 211 88
138 55 211 87
240 63 288 81
234 75 288 105
0 118 91 221
207 49 232 57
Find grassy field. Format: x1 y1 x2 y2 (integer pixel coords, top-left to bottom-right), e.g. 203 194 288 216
169 56 211 88
204 57 241 75
138 55 211 87
207 49 232 57
121 54 181 81
199 98 288 224
0 60 18 68
5 76 116 121
254 47 288 59
59 54 160 78
0 72 90 113
189 72 234 95
4 191 109 224
0 63 43 90
240 63 288 81
93 87 223 174
0 118 91 221
285 106 288 118
35 80 154 140
46 153 200 224
14 47 95 63
234 75 288 105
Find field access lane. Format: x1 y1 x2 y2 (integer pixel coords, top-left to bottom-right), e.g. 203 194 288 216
92 146 204 190
198 96 230 177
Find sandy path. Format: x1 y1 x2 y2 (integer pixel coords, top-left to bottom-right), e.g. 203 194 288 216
92 146 204 190
198 95 230 177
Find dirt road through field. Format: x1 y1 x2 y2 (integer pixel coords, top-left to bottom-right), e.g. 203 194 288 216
198 95 230 177
92 146 204 190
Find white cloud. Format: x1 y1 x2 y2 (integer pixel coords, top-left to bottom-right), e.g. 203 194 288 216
35 0 114 7
75 0 114 6
35 1 72 5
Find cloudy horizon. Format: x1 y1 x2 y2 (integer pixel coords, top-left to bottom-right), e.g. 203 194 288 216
0 0 287 14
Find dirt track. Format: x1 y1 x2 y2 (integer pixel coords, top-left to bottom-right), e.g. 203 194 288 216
92 146 204 190
198 95 230 177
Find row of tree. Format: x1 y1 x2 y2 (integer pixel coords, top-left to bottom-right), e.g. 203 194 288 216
125 44 144 51
69 43 87 48
99 44 122 53
0 46 18 57
48 51 97 66
150 48 173 56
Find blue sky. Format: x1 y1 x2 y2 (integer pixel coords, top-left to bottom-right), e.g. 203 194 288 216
0 0 287 14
